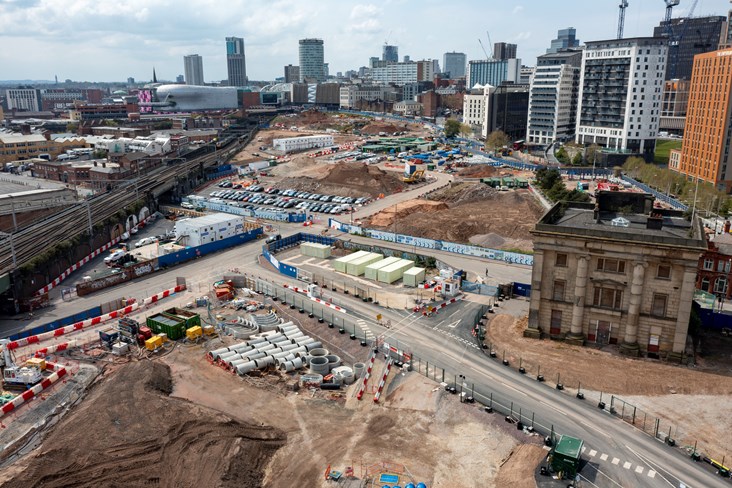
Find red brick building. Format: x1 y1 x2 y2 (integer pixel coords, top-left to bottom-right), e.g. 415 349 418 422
696 231 732 300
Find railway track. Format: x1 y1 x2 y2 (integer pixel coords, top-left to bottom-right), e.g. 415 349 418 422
0 148 223 276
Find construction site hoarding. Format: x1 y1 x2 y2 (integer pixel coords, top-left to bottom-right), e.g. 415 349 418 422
346 253 384 276
377 259 415 284
300 242 332 259
332 250 371 273
364 256 401 280
402 267 426 287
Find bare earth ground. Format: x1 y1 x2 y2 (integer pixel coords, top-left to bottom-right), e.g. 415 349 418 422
493 444 548 488
364 184 544 252
487 313 732 460
2 361 285 488
276 162 406 199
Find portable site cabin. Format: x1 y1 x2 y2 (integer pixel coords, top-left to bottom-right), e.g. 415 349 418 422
377 259 415 284
402 267 426 287
549 435 583 479
364 256 401 280
300 242 332 259
346 253 384 276
332 250 370 273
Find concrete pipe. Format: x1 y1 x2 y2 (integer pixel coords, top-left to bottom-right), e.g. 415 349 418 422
276 354 297 368
353 362 365 378
241 351 267 361
269 335 290 345
304 342 323 352
236 361 256 375
325 355 341 371
279 343 299 352
296 351 310 361
271 350 293 360
277 323 297 333
261 332 285 342
290 346 307 356
280 360 296 373
254 356 275 369
308 348 329 358
232 344 256 354
259 322 278 332
218 351 240 362
309 356 330 375
255 343 276 352
295 337 316 346
332 366 354 385
292 357 304 369
246 337 267 346
285 331 304 340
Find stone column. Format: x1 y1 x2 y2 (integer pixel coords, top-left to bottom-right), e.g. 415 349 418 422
669 265 698 361
525 250 543 339
567 255 588 344
621 262 646 356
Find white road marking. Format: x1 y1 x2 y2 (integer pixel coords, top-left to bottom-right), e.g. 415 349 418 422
600 453 608 461
647 470 656 478
623 462 632 469
447 319 461 328
589 449 597 457
626 444 680 488
635 466 644 474
611 457 619 465
581 446 587 453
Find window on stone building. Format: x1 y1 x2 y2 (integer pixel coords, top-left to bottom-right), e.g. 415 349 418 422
657 265 671 279
555 253 567 267
553 280 566 301
714 277 728 295
703 258 713 270
593 287 623 309
651 294 668 317
597 258 626 274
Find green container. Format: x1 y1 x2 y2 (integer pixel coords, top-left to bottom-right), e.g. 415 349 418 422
146 314 187 340
333 250 370 273
163 308 201 329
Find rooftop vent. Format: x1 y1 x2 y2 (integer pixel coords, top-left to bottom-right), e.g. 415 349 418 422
611 217 630 227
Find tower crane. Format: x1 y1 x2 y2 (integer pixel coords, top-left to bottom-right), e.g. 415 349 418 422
618 0 629 39
664 0 680 23
478 39 491 60
667 0 700 79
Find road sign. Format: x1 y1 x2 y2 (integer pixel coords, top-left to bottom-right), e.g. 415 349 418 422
376 314 382 321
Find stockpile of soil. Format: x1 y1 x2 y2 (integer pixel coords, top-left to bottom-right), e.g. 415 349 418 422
4 361 285 488
360 122 404 135
278 163 404 198
363 183 543 252
458 165 498 178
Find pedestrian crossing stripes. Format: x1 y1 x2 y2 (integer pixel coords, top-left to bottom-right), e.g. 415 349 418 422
356 319 375 339
585 447 659 478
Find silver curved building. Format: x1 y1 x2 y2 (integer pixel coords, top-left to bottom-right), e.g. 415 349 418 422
148 84 239 112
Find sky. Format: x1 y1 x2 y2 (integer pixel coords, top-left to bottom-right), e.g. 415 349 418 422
0 0 729 83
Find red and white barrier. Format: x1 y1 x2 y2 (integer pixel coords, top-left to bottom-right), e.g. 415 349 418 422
310 297 346 314
35 236 122 295
356 350 377 400
33 340 79 358
373 358 393 404
0 361 68 419
6 284 185 352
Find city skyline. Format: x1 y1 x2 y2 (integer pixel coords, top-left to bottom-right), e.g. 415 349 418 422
0 0 729 83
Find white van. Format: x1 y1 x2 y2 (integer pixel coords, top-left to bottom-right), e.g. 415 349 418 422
181 202 195 209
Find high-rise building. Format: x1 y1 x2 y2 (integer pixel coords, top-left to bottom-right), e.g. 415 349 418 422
324 63 329 79
670 47 732 191
468 59 521 87
5 88 40 111
520 66 535 85
493 42 517 60
299 38 325 83
176 74 184 83
226 36 248 87
461 83 529 140
443 52 467 78
547 28 580 54
383 45 398 63
527 50 582 145
575 38 667 158
127 77 135 85
722 7 732 48
284 64 300 83
370 60 436 85
183 54 204 86
659 79 689 135
653 16 725 81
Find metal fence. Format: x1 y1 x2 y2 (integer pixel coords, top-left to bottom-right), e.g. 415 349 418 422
621 175 687 211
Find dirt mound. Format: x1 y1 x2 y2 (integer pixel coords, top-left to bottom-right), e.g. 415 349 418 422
278 162 404 198
493 444 547 488
429 182 498 204
368 200 448 227
458 165 498 178
4 361 285 488
361 122 403 135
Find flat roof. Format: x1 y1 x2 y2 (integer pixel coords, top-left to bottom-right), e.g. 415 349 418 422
403 266 425 276
334 250 370 263
381 259 414 272
554 435 583 459
365 256 401 270
349 252 383 265
178 213 242 226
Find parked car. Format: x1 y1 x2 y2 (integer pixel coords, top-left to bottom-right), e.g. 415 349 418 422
135 237 158 248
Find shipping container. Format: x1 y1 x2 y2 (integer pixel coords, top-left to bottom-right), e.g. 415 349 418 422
332 250 371 273
402 267 426 287
364 256 401 280
139 326 153 339
346 253 384 276
146 314 187 341
300 242 332 259
26 357 46 370
377 259 415 284
163 308 201 329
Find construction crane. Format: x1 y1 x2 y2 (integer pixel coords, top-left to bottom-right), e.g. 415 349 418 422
664 0 680 23
478 39 491 60
618 0 629 39
667 0 700 79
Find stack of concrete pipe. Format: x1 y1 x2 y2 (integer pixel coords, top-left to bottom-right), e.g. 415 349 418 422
224 316 259 339
251 311 281 332
226 323 314 376
332 366 355 385
325 354 342 372
302 347 329 366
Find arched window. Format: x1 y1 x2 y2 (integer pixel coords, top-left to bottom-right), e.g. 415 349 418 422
714 277 728 295
701 277 710 291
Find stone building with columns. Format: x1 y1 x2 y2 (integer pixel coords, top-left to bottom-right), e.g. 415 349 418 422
525 191 706 360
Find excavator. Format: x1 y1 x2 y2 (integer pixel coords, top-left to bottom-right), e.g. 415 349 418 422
402 168 425 184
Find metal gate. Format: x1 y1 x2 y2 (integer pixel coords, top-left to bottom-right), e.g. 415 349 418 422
596 320 611 345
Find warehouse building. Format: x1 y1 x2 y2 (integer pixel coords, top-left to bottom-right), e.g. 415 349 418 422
526 191 705 360
174 213 246 247
272 135 334 154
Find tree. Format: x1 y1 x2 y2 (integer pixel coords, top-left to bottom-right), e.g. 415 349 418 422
459 123 473 137
571 152 583 165
536 168 562 190
444 119 461 138
585 144 601 165
555 146 569 164
486 130 510 153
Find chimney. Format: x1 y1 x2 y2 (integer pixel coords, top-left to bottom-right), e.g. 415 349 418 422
102 161 106 168
647 211 663 230
94 161 98 166
20 124 31 135
725 221 731 234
